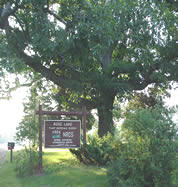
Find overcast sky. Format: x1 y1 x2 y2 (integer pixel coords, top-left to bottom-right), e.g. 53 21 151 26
0 87 27 139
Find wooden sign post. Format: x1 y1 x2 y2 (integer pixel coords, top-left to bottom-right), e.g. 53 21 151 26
38 105 43 172
36 105 88 173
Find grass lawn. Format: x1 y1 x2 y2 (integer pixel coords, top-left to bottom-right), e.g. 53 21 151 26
0 149 109 187
1 149 177 187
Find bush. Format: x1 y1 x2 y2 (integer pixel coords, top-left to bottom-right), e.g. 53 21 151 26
14 147 39 176
107 106 177 187
70 133 124 166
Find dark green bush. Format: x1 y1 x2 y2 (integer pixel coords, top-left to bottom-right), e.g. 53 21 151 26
107 106 177 187
14 147 39 176
70 133 124 166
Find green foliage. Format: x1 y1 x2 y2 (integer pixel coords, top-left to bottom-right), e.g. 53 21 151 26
16 117 38 146
14 147 39 176
107 106 177 187
70 133 124 166
172 151 178 186
0 0 177 137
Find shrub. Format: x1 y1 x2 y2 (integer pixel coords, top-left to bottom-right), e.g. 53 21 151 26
107 106 177 187
14 147 39 176
70 133 124 166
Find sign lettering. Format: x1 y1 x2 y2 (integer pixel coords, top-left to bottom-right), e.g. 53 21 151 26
44 120 81 148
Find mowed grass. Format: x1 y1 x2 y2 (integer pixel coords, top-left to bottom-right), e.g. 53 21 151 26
0 149 109 187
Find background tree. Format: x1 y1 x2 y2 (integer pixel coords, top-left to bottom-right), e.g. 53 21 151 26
0 0 177 137
124 86 168 111
15 78 51 146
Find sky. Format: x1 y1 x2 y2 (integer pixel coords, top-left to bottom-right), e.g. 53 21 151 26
164 88 178 123
0 85 177 140
0 87 27 140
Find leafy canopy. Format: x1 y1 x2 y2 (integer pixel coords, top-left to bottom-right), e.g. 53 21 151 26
0 0 177 136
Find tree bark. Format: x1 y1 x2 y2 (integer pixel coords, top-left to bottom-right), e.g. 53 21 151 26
97 92 115 137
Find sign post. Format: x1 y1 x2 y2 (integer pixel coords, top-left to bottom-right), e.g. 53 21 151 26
38 105 43 173
82 105 87 145
8 142 15 163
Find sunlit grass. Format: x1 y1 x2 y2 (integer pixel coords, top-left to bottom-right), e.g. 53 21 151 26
42 149 108 186
44 148 77 163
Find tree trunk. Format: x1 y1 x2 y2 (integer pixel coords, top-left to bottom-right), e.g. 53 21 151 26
97 92 115 137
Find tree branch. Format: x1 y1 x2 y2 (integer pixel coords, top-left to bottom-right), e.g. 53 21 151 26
19 53 66 87
0 2 20 29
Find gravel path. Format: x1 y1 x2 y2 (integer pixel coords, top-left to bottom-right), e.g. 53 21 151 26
0 148 8 168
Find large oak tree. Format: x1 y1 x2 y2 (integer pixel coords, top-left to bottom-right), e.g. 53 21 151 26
0 0 177 137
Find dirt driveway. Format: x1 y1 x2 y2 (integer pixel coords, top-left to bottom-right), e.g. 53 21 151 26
0 148 8 167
